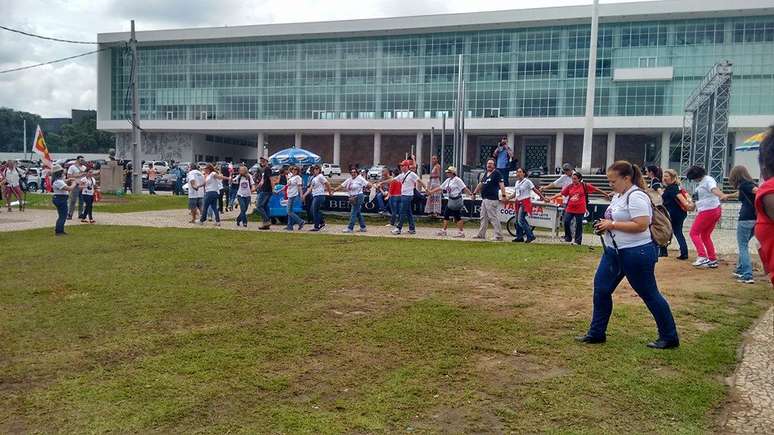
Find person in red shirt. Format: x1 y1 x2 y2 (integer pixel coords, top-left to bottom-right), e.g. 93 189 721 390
560 172 610 245
755 127 774 286
387 169 403 228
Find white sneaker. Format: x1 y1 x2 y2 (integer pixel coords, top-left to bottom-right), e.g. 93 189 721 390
436 230 447 236
692 257 709 267
737 278 755 284
453 232 465 238
384 223 393 227
391 228 401 235
341 228 353 233
731 272 743 279
706 260 719 269
472 234 485 240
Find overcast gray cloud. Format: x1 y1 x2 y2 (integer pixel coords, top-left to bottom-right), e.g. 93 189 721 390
0 0 647 118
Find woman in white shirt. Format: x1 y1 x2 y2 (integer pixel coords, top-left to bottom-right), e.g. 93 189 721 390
303 165 332 231
507 168 547 243
234 165 255 228
576 160 679 350
199 164 229 226
50 164 76 235
285 166 304 231
334 166 373 233
425 166 472 238
78 169 98 224
686 165 728 268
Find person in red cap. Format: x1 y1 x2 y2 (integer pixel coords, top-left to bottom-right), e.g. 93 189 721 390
377 159 426 235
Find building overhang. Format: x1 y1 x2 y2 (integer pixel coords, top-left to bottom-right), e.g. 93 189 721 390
97 0 774 47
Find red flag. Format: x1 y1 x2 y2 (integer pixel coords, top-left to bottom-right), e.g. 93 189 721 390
32 125 53 168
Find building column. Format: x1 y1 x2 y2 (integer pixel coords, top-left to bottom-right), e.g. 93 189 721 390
257 132 265 160
333 132 341 166
294 133 302 149
374 132 382 166
415 132 423 175
660 131 671 169
554 132 564 169
606 131 616 168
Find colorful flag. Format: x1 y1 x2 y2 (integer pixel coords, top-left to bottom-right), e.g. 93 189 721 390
32 125 53 168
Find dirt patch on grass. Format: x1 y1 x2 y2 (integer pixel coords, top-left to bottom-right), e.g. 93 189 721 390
475 353 570 387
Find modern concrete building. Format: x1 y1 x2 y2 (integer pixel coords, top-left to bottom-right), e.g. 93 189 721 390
96 0 774 172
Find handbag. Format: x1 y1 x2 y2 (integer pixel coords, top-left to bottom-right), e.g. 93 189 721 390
447 195 463 211
677 187 691 212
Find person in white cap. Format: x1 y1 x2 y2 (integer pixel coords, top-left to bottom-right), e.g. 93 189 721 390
425 166 472 238
50 164 77 235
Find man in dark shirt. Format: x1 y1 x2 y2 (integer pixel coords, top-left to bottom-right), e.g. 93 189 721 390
256 157 273 229
472 159 508 240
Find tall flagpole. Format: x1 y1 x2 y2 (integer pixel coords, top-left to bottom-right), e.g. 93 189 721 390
581 0 599 173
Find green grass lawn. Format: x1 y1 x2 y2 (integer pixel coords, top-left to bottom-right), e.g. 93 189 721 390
23 193 188 213
1 226 771 433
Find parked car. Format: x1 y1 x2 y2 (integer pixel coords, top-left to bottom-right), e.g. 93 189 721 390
15 159 36 169
22 167 42 191
143 160 169 174
322 163 341 177
367 165 385 180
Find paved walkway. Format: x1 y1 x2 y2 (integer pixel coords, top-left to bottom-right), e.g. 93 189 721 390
0 207 750 255
721 307 774 434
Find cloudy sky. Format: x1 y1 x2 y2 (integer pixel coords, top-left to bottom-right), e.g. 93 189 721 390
0 0 647 118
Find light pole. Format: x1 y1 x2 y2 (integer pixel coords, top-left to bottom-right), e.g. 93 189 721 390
581 0 600 173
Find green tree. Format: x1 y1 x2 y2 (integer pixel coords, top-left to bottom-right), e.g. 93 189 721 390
0 107 42 153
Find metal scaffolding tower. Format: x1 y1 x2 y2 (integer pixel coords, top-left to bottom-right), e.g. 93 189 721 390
679 61 733 181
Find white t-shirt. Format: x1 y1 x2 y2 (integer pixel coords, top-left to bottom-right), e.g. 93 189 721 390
186 170 205 198
554 174 573 203
440 176 466 197
3 168 21 187
286 175 302 197
695 176 721 212
53 178 68 195
80 177 96 196
67 164 85 178
514 178 535 201
554 174 572 189
236 175 254 197
204 173 222 193
396 171 419 196
603 186 653 249
310 174 327 196
342 175 368 196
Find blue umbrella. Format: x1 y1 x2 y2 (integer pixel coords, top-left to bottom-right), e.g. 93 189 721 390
268 148 322 166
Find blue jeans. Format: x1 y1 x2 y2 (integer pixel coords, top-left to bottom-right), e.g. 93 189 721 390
347 194 366 230
736 220 756 280
311 195 325 228
397 195 415 231
669 212 688 258
564 212 584 244
515 206 534 240
52 195 68 234
200 191 220 223
79 195 94 220
236 195 250 226
229 186 239 207
497 168 510 186
375 192 387 212
256 191 271 224
389 196 401 226
286 195 302 229
588 242 678 343
148 180 156 194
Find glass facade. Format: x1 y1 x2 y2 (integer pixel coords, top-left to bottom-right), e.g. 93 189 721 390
110 15 774 121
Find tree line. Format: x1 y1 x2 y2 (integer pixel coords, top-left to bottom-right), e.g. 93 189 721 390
0 107 114 153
